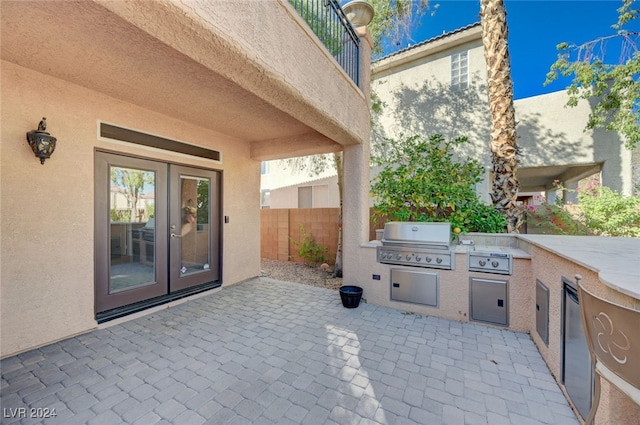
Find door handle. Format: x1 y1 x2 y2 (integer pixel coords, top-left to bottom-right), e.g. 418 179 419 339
171 232 182 238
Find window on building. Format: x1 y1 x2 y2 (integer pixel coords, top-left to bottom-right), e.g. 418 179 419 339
261 189 271 209
298 186 312 208
261 161 270 175
451 51 468 91
298 185 329 208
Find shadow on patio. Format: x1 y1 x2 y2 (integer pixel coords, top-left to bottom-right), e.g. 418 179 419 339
0 279 579 424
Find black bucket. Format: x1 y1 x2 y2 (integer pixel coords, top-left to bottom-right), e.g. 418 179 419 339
339 286 363 308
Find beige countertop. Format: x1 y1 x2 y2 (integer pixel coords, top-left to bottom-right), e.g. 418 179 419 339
517 234 640 299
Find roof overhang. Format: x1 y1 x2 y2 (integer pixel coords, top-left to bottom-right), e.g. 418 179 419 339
518 163 602 192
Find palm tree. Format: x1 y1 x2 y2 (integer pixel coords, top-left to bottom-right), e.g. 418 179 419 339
480 0 522 233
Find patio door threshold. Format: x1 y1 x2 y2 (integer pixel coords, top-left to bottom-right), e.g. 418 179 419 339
96 280 221 324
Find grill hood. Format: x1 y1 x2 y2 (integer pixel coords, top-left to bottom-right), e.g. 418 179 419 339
381 222 452 249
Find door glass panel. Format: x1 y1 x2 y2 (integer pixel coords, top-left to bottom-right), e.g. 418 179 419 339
178 176 210 277
109 166 156 293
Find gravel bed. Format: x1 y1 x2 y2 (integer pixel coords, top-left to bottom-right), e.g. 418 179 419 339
260 258 343 291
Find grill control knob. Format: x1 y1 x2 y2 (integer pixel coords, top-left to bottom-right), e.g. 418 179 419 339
491 261 499 268
415 256 422 262
426 257 432 263
436 257 442 264
406 254 412 261
479 260 486 266
396 254 402 260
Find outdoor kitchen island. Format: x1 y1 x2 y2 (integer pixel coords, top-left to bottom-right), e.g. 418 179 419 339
356 230 640 425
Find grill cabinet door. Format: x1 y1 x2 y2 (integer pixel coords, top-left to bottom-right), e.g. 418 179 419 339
469 277 508 326
391 269 438 307
536 279 549 345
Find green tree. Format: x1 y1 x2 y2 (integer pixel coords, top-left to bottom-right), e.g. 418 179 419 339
368 0 434 55
370 134 506 233
545 0 640 149
110 168 154 223
196 179 209 225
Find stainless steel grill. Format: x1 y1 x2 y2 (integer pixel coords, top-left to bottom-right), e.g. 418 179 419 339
376 222 455 270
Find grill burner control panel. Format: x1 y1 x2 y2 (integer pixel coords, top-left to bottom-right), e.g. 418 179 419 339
467 251 512 275
377 246 455 270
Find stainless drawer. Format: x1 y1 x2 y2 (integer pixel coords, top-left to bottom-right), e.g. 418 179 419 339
390 268 439 307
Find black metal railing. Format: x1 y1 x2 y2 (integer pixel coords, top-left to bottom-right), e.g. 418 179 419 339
289 0 360 86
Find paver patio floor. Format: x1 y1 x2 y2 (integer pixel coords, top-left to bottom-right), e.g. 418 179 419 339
1 278 580 425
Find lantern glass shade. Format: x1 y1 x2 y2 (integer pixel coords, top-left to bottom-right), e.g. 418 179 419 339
26 128 57 165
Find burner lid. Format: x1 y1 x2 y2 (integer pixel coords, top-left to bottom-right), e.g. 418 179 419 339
382 222 451 247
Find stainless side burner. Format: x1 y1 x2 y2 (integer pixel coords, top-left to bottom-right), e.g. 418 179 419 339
467 251 512 275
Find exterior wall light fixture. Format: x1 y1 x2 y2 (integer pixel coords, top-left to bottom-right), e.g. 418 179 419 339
342 0 374 27
26 117 57 165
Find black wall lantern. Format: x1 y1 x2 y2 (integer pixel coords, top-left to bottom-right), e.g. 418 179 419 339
26 117 57 165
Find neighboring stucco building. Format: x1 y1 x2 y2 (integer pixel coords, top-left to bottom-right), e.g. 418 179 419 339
0 0 373 357
262 22 634 208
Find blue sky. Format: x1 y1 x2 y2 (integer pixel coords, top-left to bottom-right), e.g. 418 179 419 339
379 0 635 99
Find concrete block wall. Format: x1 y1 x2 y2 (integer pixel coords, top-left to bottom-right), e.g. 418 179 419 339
260 208 340 264
260 209 290 261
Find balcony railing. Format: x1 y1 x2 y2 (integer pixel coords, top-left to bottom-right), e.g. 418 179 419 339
289 0 360 86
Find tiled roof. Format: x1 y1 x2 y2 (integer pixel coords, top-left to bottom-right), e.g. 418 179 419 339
374 22 481 63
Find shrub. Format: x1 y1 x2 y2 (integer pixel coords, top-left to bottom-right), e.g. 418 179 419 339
524 203 591 235
292 225 328 266
524 181 640 237
370 134 506 233
578 183 640 237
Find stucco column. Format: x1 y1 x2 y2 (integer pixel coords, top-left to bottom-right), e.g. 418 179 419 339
343 26 373 281
564 181 579 204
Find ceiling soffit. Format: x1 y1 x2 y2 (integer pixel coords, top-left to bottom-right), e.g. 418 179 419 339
1 0 364 155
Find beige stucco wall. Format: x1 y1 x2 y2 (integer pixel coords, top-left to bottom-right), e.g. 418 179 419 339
373 37 488 148
516 90 633 194
0 61 260 357
268 176 341 209
2 0 370 162
519 242 640 425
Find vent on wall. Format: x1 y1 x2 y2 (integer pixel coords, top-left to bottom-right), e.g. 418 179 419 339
100 123 221 162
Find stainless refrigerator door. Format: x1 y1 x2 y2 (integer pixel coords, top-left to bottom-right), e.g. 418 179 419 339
562 281 592 420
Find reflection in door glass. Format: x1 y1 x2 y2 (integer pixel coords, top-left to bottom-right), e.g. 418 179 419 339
179 176 210 276
109 166 155 293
